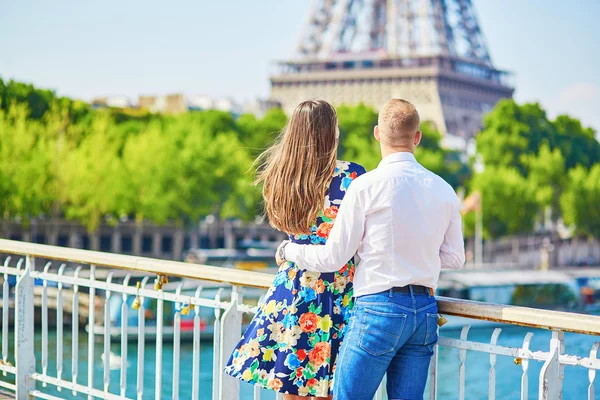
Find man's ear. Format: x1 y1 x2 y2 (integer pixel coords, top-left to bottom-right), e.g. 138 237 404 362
374 125 381 142
414 131 422 147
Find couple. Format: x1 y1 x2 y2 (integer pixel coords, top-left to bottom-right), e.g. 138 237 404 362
225 99 465 399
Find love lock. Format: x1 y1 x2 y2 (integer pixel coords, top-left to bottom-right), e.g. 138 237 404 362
437 315 448 327
154 275 163 291
132 297 141 310
154 275 169 290
132 282 142 310
180 303 191 316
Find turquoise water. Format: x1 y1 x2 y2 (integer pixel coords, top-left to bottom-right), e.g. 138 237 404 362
2 325 598 399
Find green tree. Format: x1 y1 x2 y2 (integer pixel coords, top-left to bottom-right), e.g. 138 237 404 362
61 112 128 231
0 77 91 122
520 143 566 212
473 99 600 234
0 77 56 119
477 100 554 174
337 103 380 170
0 103 56 222
121 114 258 226
236 108 287 154
560 164 600 238
469 166 538 238
553 115 600 170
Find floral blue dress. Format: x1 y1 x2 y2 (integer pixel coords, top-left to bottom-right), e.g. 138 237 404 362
224 160 366 397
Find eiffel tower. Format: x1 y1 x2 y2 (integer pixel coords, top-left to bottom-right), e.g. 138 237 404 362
270 0 514 139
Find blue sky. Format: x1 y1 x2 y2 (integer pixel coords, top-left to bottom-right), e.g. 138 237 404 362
1 0 598 131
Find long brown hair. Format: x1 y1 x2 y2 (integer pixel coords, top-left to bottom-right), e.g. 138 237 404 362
255 100 338 235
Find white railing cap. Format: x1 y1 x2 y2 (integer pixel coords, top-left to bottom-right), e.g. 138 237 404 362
0 239 273 288
2 238 600 335
438 296 600 335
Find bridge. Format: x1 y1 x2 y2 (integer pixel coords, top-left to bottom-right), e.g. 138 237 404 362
0 238 599 399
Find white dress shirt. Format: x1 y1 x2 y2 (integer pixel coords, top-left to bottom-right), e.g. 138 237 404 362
285 152 465 297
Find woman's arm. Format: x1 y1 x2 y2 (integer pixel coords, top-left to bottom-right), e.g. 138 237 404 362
281 183 366 273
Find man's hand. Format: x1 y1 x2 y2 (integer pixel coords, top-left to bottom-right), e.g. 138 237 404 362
275 240 289 266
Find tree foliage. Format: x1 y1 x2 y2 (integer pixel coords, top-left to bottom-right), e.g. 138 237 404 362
466 99 600 238
337 103 380 171
0 79 264 230
0 103 56 221
3 78 599 239
560 165 600 238
469 166 538 237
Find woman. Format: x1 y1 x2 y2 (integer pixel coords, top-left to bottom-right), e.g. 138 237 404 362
224 100 366 399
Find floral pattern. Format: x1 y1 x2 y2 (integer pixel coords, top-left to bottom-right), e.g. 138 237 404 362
224 160 366 397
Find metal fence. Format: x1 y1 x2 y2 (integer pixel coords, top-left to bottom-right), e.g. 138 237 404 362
0 239 599 400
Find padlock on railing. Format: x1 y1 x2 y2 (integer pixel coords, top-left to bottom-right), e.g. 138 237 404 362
514 357 522 365
180 303 191 316
154 275 162 290
132 282 142 310
437 314 448 327
154 274 169 290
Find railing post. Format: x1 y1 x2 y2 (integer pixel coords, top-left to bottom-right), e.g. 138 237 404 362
539 330 564 399
218 285 243 400
458 325 470 400
429 345 438 400
15 256 36 399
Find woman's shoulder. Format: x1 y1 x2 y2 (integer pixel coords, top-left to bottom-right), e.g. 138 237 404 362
334 160 367 178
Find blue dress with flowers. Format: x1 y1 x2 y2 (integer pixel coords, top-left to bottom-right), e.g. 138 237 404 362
224 160 366 397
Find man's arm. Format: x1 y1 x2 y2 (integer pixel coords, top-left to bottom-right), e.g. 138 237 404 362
440 198 465 269
283 183 365 273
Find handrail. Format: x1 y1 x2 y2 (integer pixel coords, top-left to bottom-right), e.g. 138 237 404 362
0 239 274 289
2 238 600 335
437 297 600 335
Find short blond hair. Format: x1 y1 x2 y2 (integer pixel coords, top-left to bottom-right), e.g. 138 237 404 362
377 99 420 147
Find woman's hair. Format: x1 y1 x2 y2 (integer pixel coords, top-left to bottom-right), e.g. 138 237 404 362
255 100 339 235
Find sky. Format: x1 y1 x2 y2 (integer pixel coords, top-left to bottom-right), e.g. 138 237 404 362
1 0 599 131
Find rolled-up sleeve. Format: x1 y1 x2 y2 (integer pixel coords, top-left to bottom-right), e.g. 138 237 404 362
285 184 365 273
440 198 465 269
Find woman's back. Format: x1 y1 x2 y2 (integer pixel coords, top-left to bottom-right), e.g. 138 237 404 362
289 160 366 245
225 160 366 398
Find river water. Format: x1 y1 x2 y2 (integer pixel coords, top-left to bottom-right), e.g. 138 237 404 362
2 325 595 399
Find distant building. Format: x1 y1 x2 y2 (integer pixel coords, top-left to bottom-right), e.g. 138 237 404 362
243 98 282 118
91 96 132 109
138 94 187 114
90 93 265 118
188 95 244 116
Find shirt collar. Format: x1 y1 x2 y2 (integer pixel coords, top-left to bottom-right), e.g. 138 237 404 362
378 151 417 167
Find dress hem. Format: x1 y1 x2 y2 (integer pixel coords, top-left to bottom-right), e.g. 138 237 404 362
224 369 332 397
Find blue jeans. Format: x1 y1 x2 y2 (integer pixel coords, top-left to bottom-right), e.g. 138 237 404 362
334 288 438 400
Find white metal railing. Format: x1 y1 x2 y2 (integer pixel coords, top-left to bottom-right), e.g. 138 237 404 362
0 238 599 400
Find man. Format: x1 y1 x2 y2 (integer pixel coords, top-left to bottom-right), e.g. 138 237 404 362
276 99 465 400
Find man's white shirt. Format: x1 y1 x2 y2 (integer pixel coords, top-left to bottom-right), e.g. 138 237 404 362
285 151 465 297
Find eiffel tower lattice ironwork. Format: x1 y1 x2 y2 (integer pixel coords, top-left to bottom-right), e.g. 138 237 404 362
270 0 514 140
